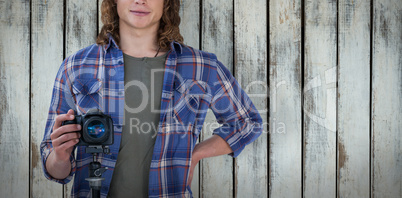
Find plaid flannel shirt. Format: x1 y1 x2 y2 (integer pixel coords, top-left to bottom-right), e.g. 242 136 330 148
41 35 263 198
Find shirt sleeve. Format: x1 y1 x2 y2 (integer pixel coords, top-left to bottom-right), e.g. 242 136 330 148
210 60 263 158
40 57 77 184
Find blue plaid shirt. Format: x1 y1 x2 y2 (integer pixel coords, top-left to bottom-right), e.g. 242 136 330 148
41 35 263 198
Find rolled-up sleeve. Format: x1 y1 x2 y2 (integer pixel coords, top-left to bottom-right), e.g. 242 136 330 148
210 60 263 158
40 57 77 184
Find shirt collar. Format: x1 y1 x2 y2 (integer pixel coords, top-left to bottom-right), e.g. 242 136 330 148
104 33 183 54
169 41 183 54
104 33 119 51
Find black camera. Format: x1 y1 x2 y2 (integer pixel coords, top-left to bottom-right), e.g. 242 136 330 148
62 109 114 146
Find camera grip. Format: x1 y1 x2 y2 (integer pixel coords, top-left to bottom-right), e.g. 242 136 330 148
62 119 77 126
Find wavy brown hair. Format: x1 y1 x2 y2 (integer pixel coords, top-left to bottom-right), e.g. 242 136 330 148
96 0 184 50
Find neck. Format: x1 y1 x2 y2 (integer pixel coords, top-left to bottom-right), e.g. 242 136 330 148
119 23 161 58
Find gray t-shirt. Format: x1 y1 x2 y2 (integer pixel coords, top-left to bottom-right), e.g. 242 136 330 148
107 52 167 198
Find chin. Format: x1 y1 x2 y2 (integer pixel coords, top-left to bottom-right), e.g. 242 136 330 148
129 20 152 29
121 18 159 31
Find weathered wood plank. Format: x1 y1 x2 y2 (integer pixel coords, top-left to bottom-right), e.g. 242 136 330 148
64 0 98 197
98 0 102 34
0 1 30 197
179 0 200 48
234 0 268 197
269 0 302 197
303 0 337 197
65 0 98 57
201 0 234 197
179 1 201 196
338 0 371 197
31 0 65 197
372 0 402 197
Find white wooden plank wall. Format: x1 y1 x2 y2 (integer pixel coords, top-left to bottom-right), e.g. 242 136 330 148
303 0 337 196
31 0 64 197
64 0 99 197
372 0 402 197
338 0 371 197
201 0 234 197
179 0 201 196
0 1 401 198
269 0 302 197
234 0 268 197
0 1 30 197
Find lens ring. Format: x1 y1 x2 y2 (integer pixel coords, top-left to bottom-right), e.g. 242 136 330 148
83 117 109 144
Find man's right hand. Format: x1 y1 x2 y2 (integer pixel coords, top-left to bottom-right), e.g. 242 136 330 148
46 109 81 180
51 109 81 161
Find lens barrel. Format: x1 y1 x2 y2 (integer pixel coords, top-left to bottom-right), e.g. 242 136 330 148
83 116 110 144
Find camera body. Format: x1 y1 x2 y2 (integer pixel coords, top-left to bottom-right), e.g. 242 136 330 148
62 109 114 146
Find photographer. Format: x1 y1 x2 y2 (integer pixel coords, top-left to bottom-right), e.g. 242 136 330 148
40 0 263 197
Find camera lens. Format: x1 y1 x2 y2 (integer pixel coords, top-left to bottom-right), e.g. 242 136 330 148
87 120 105 139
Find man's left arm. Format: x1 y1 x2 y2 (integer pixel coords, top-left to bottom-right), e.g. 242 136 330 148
188 59 263 185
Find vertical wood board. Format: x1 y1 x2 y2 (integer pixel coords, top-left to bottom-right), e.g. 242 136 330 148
338 0 371 197
269 0 302 197
179 0 200 48
372 0 402 197
179 1 201 196
31 0 65 197
0 1 30 197
65 0 98 57
98 0 102 34
234 0 268 197
201 0 234 197
64 0 99 197
303 0 337 197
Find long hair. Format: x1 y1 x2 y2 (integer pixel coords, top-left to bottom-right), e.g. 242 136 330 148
96 0 184 50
